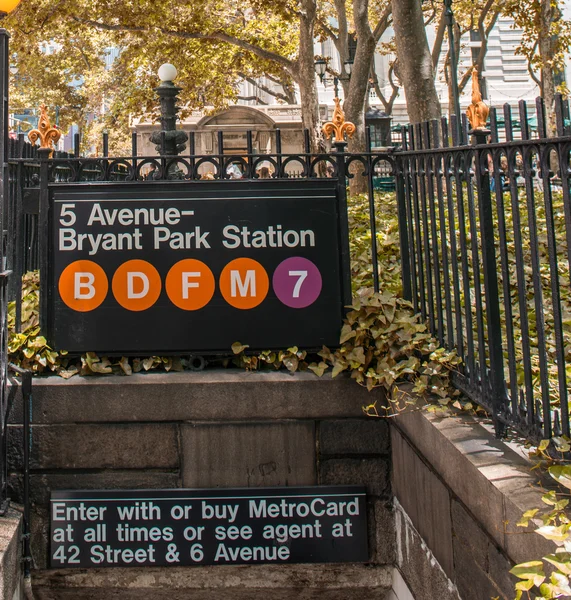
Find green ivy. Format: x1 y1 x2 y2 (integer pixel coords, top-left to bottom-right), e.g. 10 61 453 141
5 192 466 414
511 442 571 599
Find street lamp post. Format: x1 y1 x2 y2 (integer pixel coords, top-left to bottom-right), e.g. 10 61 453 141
0 0 22 251
314 58 354 100
443 0 463 144
150 63 188 158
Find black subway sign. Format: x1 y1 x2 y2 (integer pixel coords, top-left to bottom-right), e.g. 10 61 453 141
46 180 349 353
50 486 368 568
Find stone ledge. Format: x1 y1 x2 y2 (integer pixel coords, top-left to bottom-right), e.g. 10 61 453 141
9 371 383 424
0 506 23 600
31 564 392 600
392 404 555 567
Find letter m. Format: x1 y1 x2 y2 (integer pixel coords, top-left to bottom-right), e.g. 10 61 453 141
231 270 256 297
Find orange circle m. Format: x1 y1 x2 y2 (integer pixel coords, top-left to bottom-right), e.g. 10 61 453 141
112 260 162 312
219 258 269 310
166 259 215 311
58 260 109 312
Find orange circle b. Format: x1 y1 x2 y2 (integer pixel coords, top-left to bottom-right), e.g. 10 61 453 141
166 259 215 311
219 258 269 310
58 260 108 312
112 260 162 312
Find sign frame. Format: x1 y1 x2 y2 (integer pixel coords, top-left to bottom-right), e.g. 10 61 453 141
42 178 352 355
49 485 368 569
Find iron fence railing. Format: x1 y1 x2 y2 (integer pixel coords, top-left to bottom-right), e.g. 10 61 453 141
2 95 571 443
396 94 571 441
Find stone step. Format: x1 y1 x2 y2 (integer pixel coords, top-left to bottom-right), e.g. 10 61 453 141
32 564 393 599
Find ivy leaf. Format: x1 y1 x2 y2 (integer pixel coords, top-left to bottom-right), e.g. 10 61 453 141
535 525 570 542
118 356 132 376
339 324 356 344
517 509 539 528
232 342 249 355
549 466 571 490
510 561 546 586
308 362 328 377
544 553 571 576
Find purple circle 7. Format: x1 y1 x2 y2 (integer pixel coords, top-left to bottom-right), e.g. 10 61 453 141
272 257 322 309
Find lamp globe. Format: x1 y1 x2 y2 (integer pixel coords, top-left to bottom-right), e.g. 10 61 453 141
158 63 178 83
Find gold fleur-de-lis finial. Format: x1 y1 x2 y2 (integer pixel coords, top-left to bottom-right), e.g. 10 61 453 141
28 104 61 155
323 98 356 143
466 68 489 131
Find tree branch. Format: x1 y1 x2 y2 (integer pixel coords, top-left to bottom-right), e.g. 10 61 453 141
370 61 399 114
432 10 446 70
457 1 500 93
372 4 392 42
73 17 298 76
238 74 291 103
316 17 337 43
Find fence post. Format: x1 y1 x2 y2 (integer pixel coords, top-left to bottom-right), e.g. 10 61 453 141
333 140 352 308
471 128 506 437
395 154 412 301
38 148 50 335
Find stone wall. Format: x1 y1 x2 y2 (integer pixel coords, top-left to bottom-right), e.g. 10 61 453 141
390 405 555 600
7 371 393 598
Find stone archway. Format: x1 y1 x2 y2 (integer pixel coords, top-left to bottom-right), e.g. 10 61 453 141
196 106 276 155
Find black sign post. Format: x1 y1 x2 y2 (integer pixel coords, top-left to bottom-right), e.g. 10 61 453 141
50 486 368 568
44 179 350 354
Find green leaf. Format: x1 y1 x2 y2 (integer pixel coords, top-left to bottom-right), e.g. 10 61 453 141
232 342 249 355
510 561 545 580
544 553 571 576
535 525 570 542
549 466 571 490
308 362 328 377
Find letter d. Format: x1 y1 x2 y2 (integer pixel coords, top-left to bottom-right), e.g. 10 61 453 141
127 272 150 299
74 272 96 300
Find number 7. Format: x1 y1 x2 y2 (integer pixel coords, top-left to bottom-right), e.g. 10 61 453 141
289 270 308 298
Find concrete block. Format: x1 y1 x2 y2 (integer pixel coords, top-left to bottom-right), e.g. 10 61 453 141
0 508 23 600
10 371 384 424
8 424 179 471
319 458 389 498
391 429 454 579
320 419 390 456
394 502 461 600
181 422 316 488
450 499 488 570
453 535 504 600
370 500 396 566
488 543 517 600
31 564 393 600
502 486 556 566
9 471 181 508
392 409 508 548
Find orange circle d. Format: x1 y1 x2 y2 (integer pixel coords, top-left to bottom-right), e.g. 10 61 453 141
166 259 215 311
219 258 269 310
58 260 108 312
112 260 162 312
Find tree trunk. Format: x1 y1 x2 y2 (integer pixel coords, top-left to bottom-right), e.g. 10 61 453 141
391 0 441 123
538 0 557 136
297 0 321 152
344 0 377 194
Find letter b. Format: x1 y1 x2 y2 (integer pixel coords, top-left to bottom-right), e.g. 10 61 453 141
58 261 108 312
74 272 96 300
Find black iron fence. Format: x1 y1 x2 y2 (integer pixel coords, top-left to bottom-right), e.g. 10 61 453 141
2 95 571 444
397 95 571 441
